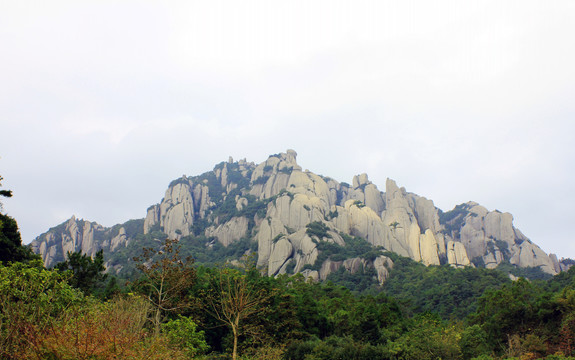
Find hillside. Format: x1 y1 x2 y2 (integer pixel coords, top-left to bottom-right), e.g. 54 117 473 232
30 150 570 279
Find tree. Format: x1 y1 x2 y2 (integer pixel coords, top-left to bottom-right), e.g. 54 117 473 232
459 324 491 359
469 277 552 353
0 175 39 264
0 175 12 206
55 250 107 296
133 238 196 336
35 295 189 360
205 259 272 360
0 261 85 358
162 315 209 357
388 314 462 360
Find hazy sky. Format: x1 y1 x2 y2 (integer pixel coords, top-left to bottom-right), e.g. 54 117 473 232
1 1 574 259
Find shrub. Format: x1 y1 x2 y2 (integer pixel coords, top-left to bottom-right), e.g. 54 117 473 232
162 315 209 357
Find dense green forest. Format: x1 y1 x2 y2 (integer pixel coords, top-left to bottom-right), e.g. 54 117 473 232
3 237 575 359
2 177 575 359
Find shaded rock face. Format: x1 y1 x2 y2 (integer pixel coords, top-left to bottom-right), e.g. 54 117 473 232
313 255 394 285
30 216 125 268
31 150 569 277
205 217 249 247
144 181 203 239
447 202 559 274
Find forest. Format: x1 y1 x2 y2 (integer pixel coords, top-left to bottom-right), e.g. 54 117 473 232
2 177 575 360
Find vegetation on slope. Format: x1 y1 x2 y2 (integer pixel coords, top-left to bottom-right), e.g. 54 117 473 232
7 169 575 359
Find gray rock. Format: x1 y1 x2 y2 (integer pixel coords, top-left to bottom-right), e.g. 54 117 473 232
30 150 568 277
205 217 249 247
447 241 471 268
268 237 294 275
373 255 394 284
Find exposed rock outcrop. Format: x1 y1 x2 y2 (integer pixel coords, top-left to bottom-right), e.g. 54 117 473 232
454 202 558 274
30 216 110 268
205 217 249 247
447 241 471 268
31 150 570 278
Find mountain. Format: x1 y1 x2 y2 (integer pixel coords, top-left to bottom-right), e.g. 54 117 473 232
30 149 570 280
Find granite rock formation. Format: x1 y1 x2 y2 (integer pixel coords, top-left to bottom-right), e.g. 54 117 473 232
31 150 570 281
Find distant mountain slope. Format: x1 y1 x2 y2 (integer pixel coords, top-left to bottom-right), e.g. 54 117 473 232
31 150 570 279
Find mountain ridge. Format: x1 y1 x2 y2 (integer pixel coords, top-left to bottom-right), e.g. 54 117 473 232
31 149 571 279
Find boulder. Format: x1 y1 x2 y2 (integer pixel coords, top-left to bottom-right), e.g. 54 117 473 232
110 227 128 252
256 217 287 267
268 237 294 275
319 259 343 280
447 241 471 268
205 217 249 247
419 229 441 266
343 257 368 274
373 255 394 284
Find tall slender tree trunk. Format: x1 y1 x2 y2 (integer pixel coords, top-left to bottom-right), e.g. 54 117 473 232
154 306 161 337
154 280 164 336
232 316 239 360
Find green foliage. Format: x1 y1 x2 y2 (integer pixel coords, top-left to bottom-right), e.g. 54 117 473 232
284 259 296 274
546 265 575 293
14 163 575 359
282 281 408 359
467 278 559 352
0 213 39 264
307 233 383 272
387 314 462 360
471 255 486 268
284 336 389 360
4 253 575 359
0 175 12 201
496 260 553 281
108 219 145 240
0 262 86 357
55 250 107 296
494 238 511 260
439 203 472 237
335 189 346 205
253 175 270 185
210 192 277 233
305 221 331 240
195 171 225 204
192 217 210 236
0 175 40 264
382 255 511 319
459 324 491 359
105 230 168 279
325 266 380 294
326 209 338 220
278 166 293 174
168 176 191 188
162 315 209 356
178 235 257 266
272 233 285 243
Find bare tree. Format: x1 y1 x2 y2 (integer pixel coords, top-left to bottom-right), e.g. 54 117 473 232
133 238 196 336
205 259 271 360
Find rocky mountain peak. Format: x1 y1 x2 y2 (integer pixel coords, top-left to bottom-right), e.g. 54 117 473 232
30 150 571 279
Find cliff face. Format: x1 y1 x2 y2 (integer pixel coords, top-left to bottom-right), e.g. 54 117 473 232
30 216 131 268
30 150 569 278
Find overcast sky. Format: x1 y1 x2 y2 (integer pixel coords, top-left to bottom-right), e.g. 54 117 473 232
1 1 574 259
